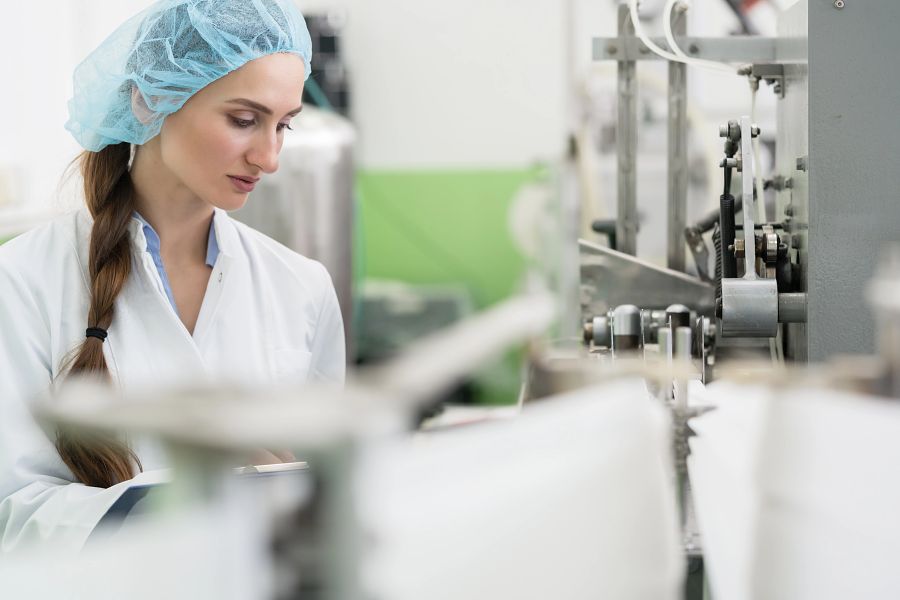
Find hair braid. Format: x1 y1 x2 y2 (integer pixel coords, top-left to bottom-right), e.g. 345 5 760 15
57 142 142 488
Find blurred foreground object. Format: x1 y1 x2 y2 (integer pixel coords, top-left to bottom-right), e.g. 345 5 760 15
19 290 684 600
690 380 900 600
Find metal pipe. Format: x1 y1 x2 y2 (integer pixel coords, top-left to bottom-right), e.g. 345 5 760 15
617 4 638 256
658 326 673 361
657 326 673 403
667 6 688 271
778 293 808 323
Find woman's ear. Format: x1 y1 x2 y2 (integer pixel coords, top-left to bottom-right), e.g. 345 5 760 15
131 86 155 125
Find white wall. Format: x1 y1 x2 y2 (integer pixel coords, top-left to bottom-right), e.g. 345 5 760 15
299 0 572 170
0 0 155 223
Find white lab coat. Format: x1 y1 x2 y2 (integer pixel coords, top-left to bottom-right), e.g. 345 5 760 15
0 207 345 552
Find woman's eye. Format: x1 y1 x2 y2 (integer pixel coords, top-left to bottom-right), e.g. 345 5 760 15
230 117 255 128
277 122 294 132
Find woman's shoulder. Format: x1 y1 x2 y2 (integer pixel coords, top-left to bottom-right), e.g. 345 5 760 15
224 214 332 285
0 209 85 278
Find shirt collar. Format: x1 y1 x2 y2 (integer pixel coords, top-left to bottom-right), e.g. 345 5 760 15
131 211 220 268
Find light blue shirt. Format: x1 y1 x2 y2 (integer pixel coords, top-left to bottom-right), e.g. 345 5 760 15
133 212 219 316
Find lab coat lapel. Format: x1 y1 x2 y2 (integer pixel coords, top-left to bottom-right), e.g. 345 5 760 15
188 209 271 384
190 253 231 349
111 251 211 390
75 211 210 389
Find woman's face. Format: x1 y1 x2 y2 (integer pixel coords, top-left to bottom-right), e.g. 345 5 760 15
156 52 306 211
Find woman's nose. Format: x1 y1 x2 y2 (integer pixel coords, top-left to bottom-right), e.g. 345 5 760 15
246 131 280 174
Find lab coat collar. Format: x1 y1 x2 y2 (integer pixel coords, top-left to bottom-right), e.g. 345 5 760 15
209 208 237 260
123 207 238 261
74 206 241 291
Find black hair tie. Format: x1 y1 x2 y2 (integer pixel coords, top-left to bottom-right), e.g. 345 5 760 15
85 327 108 342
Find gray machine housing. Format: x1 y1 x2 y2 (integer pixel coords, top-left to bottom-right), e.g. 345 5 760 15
780 2 900 361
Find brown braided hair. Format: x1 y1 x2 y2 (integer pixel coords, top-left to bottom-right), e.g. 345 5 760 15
56 142 142 488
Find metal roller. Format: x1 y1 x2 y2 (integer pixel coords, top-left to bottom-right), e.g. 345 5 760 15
612 304 642 353
721 278 778 337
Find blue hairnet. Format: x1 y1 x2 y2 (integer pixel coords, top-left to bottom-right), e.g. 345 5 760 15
66 0 312 152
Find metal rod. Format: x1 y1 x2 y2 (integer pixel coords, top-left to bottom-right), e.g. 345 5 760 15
673 326 692 414
616 3 638 256
667 6 688 272
657 326 673 403
739 116 758 278
778 292 808 323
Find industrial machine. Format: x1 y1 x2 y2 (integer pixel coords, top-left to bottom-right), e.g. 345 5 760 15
570 1 900 597
582 0 900 364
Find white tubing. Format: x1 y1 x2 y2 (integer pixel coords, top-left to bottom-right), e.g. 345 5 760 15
627 0 682 62
662 0 735 73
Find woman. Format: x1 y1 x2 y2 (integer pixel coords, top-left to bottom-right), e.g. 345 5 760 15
0 0 345 552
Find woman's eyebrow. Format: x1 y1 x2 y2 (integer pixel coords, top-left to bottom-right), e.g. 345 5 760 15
226 98 303 117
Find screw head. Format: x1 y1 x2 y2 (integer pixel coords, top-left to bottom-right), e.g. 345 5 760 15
834 0 844 8
607 43 618 55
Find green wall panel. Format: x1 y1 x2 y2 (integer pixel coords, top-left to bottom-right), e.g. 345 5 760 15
357 169 538 405
357 169 536 308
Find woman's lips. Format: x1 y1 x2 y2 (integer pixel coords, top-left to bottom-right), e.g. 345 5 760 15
228 175 258 193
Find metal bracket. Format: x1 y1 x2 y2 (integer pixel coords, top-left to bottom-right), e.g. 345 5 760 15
593 36 804 64
751 63 786 98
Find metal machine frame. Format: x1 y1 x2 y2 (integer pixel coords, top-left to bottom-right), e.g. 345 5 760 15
590 1 900 362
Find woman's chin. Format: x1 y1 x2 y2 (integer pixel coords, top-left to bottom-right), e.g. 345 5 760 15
212 192 250 212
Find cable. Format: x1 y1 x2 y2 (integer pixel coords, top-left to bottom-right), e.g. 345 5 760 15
627 0 682 62
628 0 738 73
304 76 335 112
663 0 736 73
